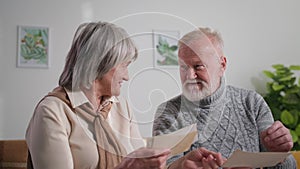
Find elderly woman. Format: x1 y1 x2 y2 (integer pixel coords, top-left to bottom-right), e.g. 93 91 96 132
26 21 170 169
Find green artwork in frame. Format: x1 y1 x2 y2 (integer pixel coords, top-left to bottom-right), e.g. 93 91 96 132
17 25 49 68
153 30 180 68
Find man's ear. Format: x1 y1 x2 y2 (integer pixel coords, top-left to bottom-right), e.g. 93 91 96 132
220 55 227 74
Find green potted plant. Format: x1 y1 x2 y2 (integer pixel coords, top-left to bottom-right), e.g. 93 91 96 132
262 64 300 150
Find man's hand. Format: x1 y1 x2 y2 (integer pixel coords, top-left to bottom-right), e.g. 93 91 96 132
180 147 225 169
260 121 293 152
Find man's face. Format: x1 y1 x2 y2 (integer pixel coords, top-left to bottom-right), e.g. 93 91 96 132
97 61 131 96
179 39 226 101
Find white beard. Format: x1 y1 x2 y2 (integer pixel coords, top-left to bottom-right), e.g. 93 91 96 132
182 78 219 102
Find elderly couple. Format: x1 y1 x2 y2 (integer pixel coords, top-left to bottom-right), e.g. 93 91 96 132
26 22 296 169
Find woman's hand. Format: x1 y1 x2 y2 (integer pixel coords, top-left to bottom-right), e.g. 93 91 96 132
116 147 171 169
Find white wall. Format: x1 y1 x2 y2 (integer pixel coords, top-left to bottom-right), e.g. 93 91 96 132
1 0 300 139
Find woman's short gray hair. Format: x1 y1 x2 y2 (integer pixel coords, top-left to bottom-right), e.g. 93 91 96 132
59 21 137 90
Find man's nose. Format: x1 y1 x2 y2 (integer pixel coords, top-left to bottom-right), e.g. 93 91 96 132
186 67 197 79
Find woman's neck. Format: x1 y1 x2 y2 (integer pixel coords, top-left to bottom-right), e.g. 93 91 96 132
81 86 103 111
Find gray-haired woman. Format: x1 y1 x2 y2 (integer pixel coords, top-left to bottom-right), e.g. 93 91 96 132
26 21 170 169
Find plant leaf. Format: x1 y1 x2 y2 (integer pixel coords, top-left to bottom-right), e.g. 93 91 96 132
282 93 300 105
281 110 294 125
272 83 285 91
272 64 284 70
290 65 300 70
169 45 178 51
263 70 274 79
290 130 298 142
279 75 292 82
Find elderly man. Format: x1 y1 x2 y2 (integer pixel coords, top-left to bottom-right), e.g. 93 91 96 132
153 27 296 169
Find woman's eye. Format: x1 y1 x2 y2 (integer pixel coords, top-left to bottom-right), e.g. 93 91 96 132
126 61 131 67
121 61 131 68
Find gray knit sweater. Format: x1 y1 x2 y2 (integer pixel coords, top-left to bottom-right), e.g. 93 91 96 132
153 79 296 169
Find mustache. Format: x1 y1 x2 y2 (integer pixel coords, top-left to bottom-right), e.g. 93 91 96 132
183 79 207 85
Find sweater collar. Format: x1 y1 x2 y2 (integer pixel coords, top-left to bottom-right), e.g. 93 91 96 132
180 77 227 143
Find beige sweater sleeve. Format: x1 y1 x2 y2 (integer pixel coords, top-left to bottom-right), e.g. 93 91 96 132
26 97 74 169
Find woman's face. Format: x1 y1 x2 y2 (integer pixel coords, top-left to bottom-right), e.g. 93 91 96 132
96 61 131 97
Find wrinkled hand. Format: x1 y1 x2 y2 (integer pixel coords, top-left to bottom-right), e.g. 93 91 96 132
260 121 293 152
181 147 225 169
116 147 171 169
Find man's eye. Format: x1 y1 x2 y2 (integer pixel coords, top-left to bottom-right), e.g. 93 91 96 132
194 65 206 70
180 65 188 70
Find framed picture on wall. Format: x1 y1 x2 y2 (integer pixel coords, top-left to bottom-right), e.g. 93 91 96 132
17 25 50 68
153 30 180 68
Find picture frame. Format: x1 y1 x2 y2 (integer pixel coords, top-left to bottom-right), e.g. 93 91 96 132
17 25 50 68
152 30 180 68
